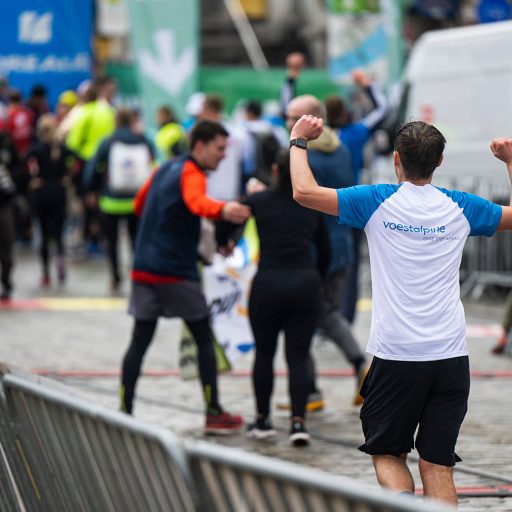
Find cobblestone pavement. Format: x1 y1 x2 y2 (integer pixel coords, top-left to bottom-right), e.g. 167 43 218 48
2 248 512 511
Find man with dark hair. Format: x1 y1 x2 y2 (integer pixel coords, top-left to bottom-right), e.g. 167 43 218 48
279 52 306 118
289 116 512 506
26 84 49 132
120 120 250 434
84 107 155 290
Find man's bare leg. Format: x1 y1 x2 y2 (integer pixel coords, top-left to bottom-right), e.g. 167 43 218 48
418 458 457 506
372 454 415 494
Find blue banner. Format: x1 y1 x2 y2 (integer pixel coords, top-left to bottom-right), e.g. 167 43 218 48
0 0 93 108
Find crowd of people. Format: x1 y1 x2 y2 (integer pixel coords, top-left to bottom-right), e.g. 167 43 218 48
2 51 512 507
0 54 382 438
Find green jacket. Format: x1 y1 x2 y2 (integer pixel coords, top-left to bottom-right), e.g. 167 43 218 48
66 100 115 161
155 122 187 162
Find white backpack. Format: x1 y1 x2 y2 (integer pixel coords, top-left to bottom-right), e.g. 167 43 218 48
108 141 151 194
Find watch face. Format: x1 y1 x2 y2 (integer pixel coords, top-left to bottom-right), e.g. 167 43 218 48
291 138 307 149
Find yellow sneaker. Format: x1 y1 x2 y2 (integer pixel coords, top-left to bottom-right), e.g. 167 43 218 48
276 391 325 412
306 392 325 412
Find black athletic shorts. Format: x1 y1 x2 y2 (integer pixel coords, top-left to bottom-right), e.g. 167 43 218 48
358 355 470 467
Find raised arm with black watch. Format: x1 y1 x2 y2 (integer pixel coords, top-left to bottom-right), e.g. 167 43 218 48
289 138 308 150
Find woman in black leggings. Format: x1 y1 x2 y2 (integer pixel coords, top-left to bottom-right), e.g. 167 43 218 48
26 114 77 286
243 150 330 445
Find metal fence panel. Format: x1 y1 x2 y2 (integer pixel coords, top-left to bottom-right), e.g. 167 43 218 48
0 388 25 512
186 440 455 512
1 371 196 512
1 365 457 512
0 373 46 512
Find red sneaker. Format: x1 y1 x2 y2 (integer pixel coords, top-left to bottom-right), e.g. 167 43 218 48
205 411 243 435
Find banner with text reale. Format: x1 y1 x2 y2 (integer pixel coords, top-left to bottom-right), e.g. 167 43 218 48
0 0 93 108
126 0 198 128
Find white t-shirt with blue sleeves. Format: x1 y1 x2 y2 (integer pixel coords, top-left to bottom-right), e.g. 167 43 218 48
337 182 502 361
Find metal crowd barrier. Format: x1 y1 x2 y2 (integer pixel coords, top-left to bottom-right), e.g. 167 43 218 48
0 375 24 512
436 174 512 299
187 440 453 512
0 368 196 512
0 365 454 512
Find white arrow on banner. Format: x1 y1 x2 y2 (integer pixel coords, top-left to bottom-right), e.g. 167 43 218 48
139 29 195 95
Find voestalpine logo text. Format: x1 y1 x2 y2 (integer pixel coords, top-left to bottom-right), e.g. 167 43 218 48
382 221 445 235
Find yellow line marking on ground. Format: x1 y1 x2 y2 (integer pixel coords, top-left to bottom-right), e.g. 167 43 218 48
38 298 127 311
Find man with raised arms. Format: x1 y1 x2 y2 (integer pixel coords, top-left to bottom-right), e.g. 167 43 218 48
289 115 512 506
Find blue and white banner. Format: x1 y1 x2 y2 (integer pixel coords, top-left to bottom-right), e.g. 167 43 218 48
203 255 256 364
0 1 93 108
327 0 406 85
328 13 389 84
203 218 260 364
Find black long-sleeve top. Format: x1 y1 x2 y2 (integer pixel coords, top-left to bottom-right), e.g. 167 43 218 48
242 186 330 276
25 142 76 209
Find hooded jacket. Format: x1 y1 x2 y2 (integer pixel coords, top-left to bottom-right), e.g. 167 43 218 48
307 127 355 272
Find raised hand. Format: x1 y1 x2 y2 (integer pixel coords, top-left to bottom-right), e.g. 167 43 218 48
352 69 372 88
491 138 512 165
290 115 324 141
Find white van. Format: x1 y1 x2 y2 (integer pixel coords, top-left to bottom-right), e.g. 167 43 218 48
373 20 512 200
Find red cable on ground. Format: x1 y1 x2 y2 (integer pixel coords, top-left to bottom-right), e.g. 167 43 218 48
416 484 512 497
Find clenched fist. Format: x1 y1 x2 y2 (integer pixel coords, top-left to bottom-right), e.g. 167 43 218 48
290 115 324 142
491 138 512 165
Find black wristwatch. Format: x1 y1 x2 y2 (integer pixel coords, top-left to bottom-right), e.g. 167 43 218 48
289 138 308 150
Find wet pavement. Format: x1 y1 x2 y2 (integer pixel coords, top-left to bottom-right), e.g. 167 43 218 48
2 244 512 511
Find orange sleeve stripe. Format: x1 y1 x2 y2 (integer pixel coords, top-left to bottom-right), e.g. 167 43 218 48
133 167 158 216
180 160 225 219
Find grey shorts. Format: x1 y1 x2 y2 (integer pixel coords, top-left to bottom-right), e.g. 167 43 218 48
128 280 209 321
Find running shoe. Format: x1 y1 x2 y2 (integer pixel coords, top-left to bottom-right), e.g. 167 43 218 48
205 411 243 435
119 385 132 414
246 418 277 439
276 391 325 412
306 391 325 412
289 420 311 447
491 333 510 355
57 257 66 285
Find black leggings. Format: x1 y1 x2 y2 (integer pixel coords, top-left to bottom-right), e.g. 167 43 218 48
121 316 220 414
0 203 15 293
36 205 66 278
249 269 320 419
101 213 138 284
